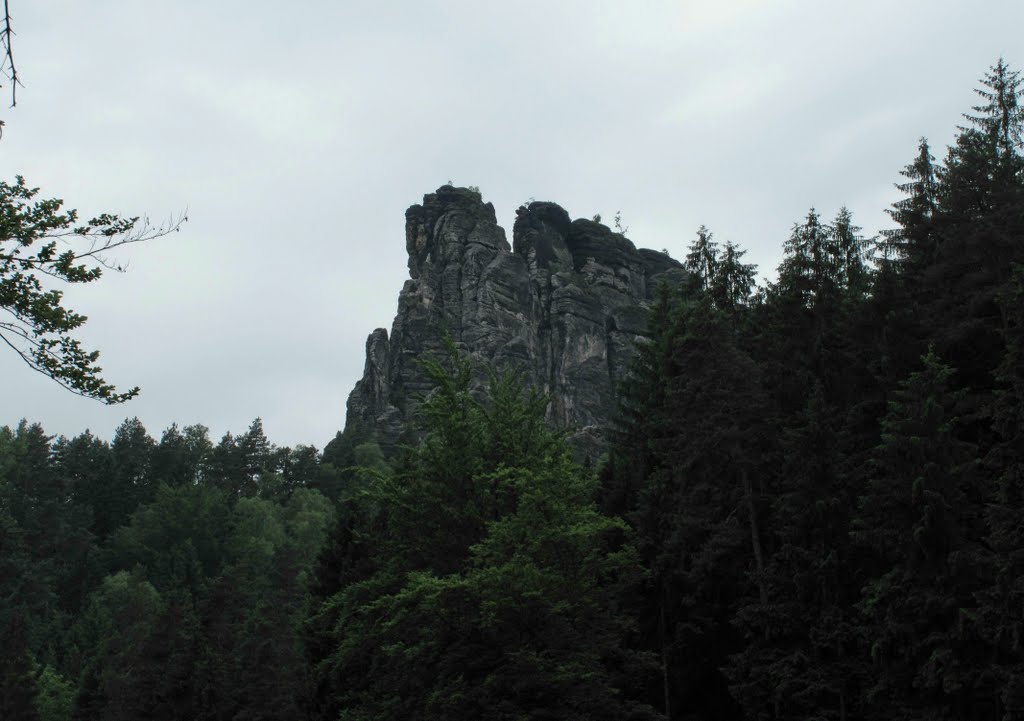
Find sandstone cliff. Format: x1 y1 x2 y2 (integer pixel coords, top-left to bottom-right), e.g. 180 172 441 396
329 185 687 461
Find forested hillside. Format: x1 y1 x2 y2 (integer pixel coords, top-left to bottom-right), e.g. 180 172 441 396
2 59 1023 720
601 59 1024 720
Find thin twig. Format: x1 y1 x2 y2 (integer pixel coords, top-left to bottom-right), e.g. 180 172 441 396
1 0 20 108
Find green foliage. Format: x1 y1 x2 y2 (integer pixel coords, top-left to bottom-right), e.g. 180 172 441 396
108 483 230 597
602 60 1024 720
0 176 183 402
0 413 336 720
150 423 212 488
684 226 758 321
614 210 630 235
309 344 654 720
684 225 719 292
33 665 74 721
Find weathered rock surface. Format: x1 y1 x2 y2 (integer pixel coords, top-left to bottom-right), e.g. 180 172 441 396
331 185 687 461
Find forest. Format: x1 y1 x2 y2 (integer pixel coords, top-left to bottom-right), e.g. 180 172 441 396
2 59 1023 720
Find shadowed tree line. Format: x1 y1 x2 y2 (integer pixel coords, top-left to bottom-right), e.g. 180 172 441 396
601 59 1024 720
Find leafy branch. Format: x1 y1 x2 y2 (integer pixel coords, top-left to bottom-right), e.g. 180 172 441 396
1 175 186 403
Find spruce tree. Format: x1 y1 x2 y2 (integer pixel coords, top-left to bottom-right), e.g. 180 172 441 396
883 137 939 276
978 268 1024 719
854 350 989 719
684 225 719 293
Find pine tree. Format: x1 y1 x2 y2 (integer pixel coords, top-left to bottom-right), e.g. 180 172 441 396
237 418 273 498
110 418 156 523
883 137 939 276
151 424 209 488
924 60 1024 422
963 58 1024 162
831 207 871 298
728 381 864 721
854 350 989 719
617 297 766 720
684 225 719 293
709 240 757 324
978 268 1024 720
601 280 678 521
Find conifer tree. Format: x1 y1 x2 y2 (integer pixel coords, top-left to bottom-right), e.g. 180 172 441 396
728 381 864 721
601 281 679 522
151 425 200 488
619 296 765 720
854 350 988 719
685 225 719 293
883 138 938 275
709 240 757 323
964 58 1023 162
110 418 156 521
831 207 870 298
978 269 1024 719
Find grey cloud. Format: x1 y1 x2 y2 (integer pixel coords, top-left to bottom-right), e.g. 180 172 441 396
3 0 1021 447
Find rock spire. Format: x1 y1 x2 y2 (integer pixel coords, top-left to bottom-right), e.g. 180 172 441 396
330 185 687 461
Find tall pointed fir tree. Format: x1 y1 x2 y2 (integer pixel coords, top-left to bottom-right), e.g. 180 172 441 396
684 225 719 294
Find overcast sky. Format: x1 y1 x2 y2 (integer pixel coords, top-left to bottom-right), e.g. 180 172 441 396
1 0 1021 449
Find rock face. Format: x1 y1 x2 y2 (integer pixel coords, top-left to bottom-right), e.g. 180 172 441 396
335 185 687 460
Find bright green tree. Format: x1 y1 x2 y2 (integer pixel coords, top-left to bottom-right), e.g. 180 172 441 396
309 346 655 720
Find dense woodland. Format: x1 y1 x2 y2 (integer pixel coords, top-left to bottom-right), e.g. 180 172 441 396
2 60 1024 720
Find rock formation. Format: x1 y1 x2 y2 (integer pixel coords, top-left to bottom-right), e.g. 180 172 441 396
329 185 687 462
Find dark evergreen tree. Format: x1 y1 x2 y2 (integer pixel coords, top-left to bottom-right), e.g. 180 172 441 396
68 571 164 721
237 418 273 498
709 239 757 321
109 418 156 529
151 424 211 488
609 295 765 720
978 268 1024 719
684 225 719 293
601 281 678 521
963 58 1023 164
0 617 41 721
853 350 990 719
883 138 939 275
207 419 275 500
728 381 864 721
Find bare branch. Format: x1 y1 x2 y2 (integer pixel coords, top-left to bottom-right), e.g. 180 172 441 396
1 0 21 108
45 210 189 272
0 209 188 278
